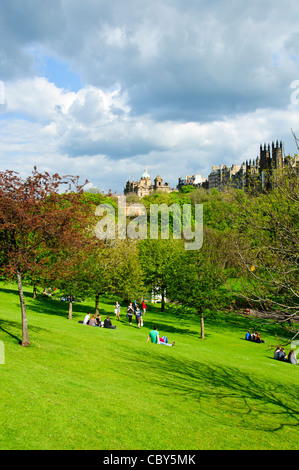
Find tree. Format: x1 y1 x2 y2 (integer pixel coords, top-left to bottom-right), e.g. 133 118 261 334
0 168 90 346
166 230 228 339
110 239 145 302
233 164 299 328
84 239 144 313
180 185 195 194
139 238 184 310
73 241 118 315
51 246 94 319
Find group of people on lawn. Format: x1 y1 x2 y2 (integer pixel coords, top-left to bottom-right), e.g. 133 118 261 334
81 305 296 356
82 312 116 329
81 300 175 346
126 300 146 328
274 346 298 365
245 330 298 365
245 330 266 343
82 300 148 329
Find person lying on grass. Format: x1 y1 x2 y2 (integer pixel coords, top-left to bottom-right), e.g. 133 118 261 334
147 325 175 346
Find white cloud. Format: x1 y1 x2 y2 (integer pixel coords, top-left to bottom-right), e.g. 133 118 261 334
5 77 76 121
2 75 299 193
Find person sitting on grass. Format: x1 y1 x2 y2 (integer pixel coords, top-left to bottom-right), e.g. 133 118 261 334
245 330 251 341
88 314 97 326
104 316 117 329
147 326 175 347
83 313 91 325
250 332 257 342
277 347 287 361
287 350 298 365
274 346 281 360
255 332 266 343
249 331 265 343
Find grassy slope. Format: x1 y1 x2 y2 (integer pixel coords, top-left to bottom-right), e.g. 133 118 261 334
0 283 298 450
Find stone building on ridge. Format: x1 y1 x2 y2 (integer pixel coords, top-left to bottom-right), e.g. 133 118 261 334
177 173 207 190
124 168 172 198
208 140 298 191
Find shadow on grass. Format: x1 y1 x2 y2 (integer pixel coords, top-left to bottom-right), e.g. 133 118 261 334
0 320 22 344
141 320 201 338
0 286 33 298
165 302 295 335
144 306 278 340
0 286 90 320
118 346 299 434
166 356 299 433
28 298 90 319
0 318 48 345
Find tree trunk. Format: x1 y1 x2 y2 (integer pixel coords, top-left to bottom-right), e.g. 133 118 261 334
95 293 100 315
33 284 37 299
68 299 73 320
200 313 205 340
16 270 30 347
161 290 165 312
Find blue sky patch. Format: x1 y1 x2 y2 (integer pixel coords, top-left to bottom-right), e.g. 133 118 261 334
28 46 83 92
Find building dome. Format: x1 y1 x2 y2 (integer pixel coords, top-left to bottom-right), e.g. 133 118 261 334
141 168 150 179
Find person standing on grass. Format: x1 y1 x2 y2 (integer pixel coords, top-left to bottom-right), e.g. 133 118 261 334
134 302 140 326
141 300 147 327
142 300 147 315
135 306 142 328
127 302 134 325
114 301 120 321
147 326 175 346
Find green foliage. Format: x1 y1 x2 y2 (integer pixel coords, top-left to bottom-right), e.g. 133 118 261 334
1 164 298 341
139 238 184 309
180 184 195 193
80 192 117 209
231 166 299 315
167 247 230 317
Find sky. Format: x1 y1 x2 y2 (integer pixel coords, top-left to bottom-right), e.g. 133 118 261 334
1 0 299 194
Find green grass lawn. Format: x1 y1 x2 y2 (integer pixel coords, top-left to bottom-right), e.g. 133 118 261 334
0 282 298 450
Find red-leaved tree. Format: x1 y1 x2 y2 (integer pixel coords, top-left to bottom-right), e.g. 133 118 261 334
0 168 91 346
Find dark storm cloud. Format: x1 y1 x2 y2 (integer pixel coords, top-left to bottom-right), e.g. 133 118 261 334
0 0 64 80
1 0 298 120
